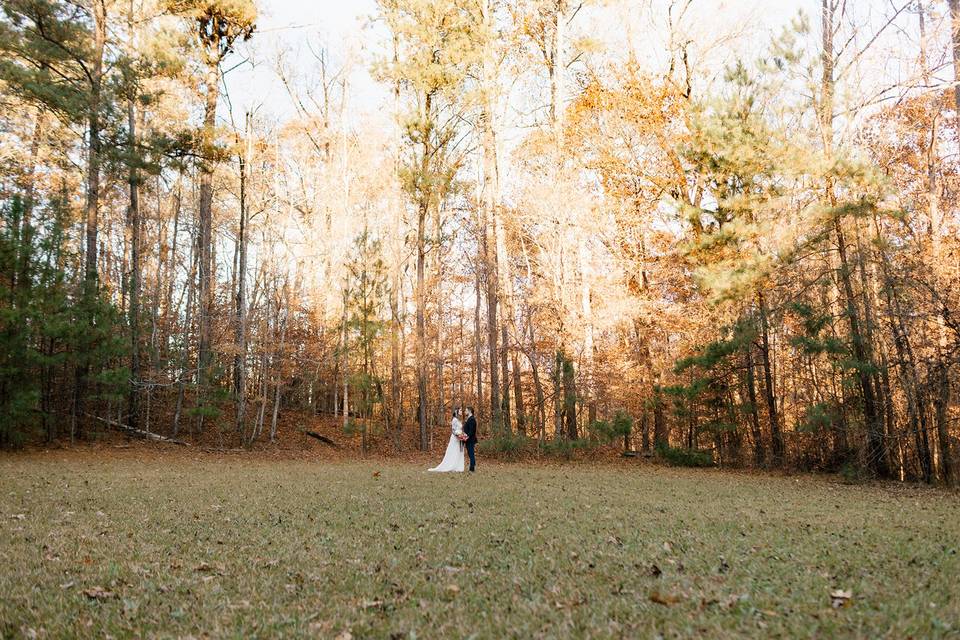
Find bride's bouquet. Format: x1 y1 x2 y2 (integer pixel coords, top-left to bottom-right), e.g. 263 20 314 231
456 432 468 442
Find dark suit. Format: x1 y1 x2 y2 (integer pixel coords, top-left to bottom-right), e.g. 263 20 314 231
463 414 477 471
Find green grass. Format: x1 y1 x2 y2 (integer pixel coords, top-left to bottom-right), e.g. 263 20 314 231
1 456 958 638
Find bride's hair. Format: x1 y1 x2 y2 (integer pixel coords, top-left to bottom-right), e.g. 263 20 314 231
452 408 459 418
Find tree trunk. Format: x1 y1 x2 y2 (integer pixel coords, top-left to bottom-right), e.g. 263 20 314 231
482 165 501 434
234 113 251 436
653 383 667 449
73 0 106 441
948 0 960 115
923 3 955 485
17 111 44 296
640 409 650 452
474 258 484 414
270 289 288 443
933 362 954 484
744 345 765 467
416 198 428 450
173 234 198 438
757 293 783 465
512 350 525 435
127 89 142 430
197 59 219 401
83 1 105 291
562 351 577 439
389 276 402 449
578 235 596 427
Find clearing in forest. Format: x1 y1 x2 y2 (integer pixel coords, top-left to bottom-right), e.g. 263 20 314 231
1 455 958 638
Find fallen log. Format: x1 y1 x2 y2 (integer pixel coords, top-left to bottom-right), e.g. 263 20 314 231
88 415 190 446
302 430 338 447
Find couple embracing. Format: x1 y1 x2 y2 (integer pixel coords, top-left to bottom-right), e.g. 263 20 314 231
428 407 477 473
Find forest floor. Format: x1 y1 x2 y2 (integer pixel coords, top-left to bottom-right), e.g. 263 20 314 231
1 452 958 639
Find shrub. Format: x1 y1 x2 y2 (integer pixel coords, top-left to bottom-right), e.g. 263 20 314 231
478 433 532 460
589 410 633 445
657 445 714 467
540 437 595 460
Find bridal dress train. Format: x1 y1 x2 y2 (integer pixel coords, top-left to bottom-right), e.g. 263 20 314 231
428 417 465 473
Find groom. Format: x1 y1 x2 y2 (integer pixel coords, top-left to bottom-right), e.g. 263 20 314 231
463 407 477 472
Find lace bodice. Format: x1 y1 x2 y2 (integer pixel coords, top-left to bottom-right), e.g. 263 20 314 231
451 417 463 436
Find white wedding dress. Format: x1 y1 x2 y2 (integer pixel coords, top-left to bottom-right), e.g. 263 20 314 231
428 417 465 473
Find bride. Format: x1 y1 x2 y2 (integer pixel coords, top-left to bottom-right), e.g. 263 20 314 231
428 408 465 473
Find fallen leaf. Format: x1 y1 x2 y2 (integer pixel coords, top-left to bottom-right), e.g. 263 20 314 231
830 589 852 608
335 632 353 640
649 590 682 606
662 541 672 553
82 586 116 600
830 589 853 609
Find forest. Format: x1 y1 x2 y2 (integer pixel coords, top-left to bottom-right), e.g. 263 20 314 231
0 0 958 484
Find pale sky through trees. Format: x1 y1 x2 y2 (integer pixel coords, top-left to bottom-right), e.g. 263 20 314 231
222 0 827 129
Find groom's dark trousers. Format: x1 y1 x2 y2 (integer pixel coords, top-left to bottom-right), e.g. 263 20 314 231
466 441 476 471
463 414 477 471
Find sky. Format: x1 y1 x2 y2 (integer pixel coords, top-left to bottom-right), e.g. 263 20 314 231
222 0 384 127
217 0 942 157
221 0 820 129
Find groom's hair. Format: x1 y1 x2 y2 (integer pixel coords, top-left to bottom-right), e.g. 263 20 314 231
467 406 474 416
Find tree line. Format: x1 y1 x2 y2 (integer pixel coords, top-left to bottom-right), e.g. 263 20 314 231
0 0 957 483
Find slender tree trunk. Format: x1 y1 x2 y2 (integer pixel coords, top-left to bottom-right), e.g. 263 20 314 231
74 0 106 441
17 111 44 295
234 113 251 436
653 382 667 449
197 59 219 405
835 220 887 476
416 198 428 450
163 174 182 349
482 175 501 434
389 35 403 450
511 350 524 435
640 409 650 452
578 236 596 426
341 286 349 432
127 88 142 430
474 258 483 413
84 1 105 291
923 3 955 484
562 351 577 439
389 278 402 449
270 290 287 443
820 0 887 478
933 363 954 484
173 234 198 438
744 346 765 467
553 349 563 439
948 0 960 115
757 293 783 465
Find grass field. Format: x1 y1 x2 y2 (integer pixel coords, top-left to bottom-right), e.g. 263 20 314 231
1 454 958 639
